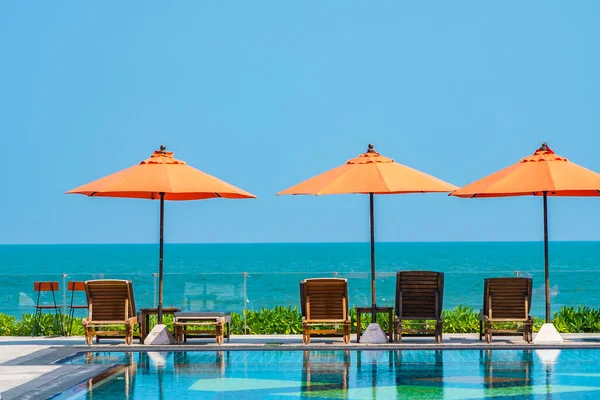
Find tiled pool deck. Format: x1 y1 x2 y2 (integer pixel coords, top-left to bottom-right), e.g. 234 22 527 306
3 333 600 399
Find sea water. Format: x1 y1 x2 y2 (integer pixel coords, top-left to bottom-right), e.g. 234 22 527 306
1 242 599 318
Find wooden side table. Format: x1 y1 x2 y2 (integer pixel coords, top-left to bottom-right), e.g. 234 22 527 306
174 312 232 345
139 307 182 344
355 306 394 343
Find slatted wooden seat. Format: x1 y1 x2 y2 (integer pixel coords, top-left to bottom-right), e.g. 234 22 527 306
479 277 533 343
82 280 137 345
299 278 351 344
394 271 444 343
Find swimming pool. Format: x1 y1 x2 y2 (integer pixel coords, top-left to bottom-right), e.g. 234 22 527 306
55 349 600 399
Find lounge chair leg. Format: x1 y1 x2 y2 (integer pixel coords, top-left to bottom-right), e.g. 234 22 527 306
343 324 350 344
125 325 132 345
84 326 93 345
530 326 533 343
397 322 402 343
302 326 310 344
216 323 223 345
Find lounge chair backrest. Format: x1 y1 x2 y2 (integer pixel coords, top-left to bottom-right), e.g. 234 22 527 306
300 278 348 321
483 277 532 319
395 271 444 320
85 280 135 322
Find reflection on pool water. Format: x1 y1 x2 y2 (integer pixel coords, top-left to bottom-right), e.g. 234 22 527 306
56 349 600 399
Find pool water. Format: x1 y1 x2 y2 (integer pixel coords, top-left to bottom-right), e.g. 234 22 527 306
56 349 600 399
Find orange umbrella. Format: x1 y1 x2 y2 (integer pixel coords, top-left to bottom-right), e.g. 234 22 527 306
278 144 458 320
67 145 256 322
451 143 600 322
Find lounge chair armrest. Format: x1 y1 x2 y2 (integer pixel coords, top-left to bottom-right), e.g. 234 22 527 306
478 310 486 321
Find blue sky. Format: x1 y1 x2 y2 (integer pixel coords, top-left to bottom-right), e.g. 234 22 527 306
1 1 599 244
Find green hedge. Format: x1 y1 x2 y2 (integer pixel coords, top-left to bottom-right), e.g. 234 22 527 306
2 305 600 336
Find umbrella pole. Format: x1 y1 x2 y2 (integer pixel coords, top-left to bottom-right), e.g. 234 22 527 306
158 192 165 324
370 193 376 322
543 191 550 323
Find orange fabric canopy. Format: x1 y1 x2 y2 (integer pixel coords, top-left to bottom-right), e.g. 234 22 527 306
451 143 600 198
278 144 458 195
67 146 256 200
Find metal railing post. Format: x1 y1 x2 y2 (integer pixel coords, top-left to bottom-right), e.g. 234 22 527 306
61 273 67 334
243 272 248 335
61 274 67 314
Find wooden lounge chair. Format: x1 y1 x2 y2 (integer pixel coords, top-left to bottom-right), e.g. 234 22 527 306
394 271 444 343
82 280 137 345
479 277 533 343
299 278 351 344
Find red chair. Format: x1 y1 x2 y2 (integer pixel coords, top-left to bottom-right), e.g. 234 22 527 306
33 282 65 336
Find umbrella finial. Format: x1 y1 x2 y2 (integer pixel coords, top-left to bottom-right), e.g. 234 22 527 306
159 145 167 153
535 142 553 154
367 144 375 153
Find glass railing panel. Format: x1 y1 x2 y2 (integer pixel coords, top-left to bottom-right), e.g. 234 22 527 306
0 274 67 317
2 268 600 321
176 273 244 313
245 272 335 311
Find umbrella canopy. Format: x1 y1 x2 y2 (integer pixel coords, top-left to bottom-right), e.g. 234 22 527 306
278 144 457 195
451 143 600 322
67 146 255 200
67 145 256 322
279 144 457 320
451 143 600 198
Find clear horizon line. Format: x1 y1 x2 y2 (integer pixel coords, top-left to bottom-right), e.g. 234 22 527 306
1 239 599 246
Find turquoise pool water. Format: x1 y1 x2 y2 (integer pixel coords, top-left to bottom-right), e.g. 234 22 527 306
57 349 600 399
